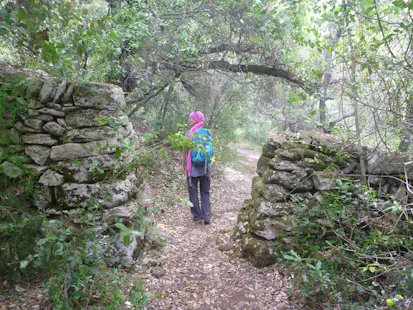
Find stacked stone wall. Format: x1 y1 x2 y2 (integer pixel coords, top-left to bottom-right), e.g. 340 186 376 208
0 64 142 211
234 131 412 267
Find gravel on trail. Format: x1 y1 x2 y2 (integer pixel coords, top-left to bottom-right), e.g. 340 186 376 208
135 145 297 310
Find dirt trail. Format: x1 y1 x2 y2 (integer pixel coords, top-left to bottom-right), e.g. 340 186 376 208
135 145 295 310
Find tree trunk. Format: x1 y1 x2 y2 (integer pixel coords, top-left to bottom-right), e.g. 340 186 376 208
161 82 175 123
398 93 413 152
320 26 341 129
346 5 367 185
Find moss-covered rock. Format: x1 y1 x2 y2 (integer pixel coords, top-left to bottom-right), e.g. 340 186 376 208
257 155 271 176
240 234 278 268
262 183 290 202
312 171 339 190
262 143 277 158
251 176 265 199
262 169 313 191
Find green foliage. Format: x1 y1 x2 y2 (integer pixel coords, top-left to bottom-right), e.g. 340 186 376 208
31 211 148 309
281 179 413 308
0 204 43 283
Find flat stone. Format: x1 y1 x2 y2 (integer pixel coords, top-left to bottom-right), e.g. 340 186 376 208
27 109 40 117
38 108 65 118
36 114 55 122
25 145 51 165
62 106 81 112
38 169 65 186
53 79 67 103
1 161 23 178
269 158 301 171
251 218 293 240
257 201 291 217
43 122 66 136
56 172 138 209
102 201 138 225
25 164 48 175
62 126 125 143
65 109 120 128
24 119 43 130
54 153 130 183
39 79 55 103
74 83 126 111
262 170 312 191
15 121 41 134
22 134 58 146
46 102 63 111
50 139 117 161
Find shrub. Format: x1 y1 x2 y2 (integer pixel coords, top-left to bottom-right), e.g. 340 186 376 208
281 179 413 309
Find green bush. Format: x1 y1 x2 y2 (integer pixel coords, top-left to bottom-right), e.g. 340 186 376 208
281 179 413 309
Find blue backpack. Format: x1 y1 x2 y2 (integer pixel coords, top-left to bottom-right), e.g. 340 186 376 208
191 128 214 164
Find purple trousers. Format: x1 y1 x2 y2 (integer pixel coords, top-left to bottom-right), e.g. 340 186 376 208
187 176 211 221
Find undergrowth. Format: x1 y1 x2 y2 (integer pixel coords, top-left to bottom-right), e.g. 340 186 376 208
281 179 413 309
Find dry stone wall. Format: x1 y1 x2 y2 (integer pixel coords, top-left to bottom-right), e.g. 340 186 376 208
0 64 142 216
234 131 412 268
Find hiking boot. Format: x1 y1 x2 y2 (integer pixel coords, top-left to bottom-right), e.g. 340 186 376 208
204 220 211 225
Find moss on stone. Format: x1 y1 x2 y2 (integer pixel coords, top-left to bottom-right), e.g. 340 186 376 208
240 234 278 268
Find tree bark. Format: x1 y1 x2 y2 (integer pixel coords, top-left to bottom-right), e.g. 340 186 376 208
346 5 367 185
320 26 341 129
398 93 413 152
158 60 317 92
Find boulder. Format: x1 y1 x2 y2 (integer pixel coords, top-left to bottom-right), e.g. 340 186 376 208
25 145 51 165
1 161 23 178
38 169 65 186
65 109 119 128
104 234 143 267
312 172 339 191
56 172 138 209
262 184 290 202
262 170 312 191
38 108 65 118
73 83 126 111
39 79 55 103
50 139 118 161
22 134 58 146
43 122 66 136
367 150 412 175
